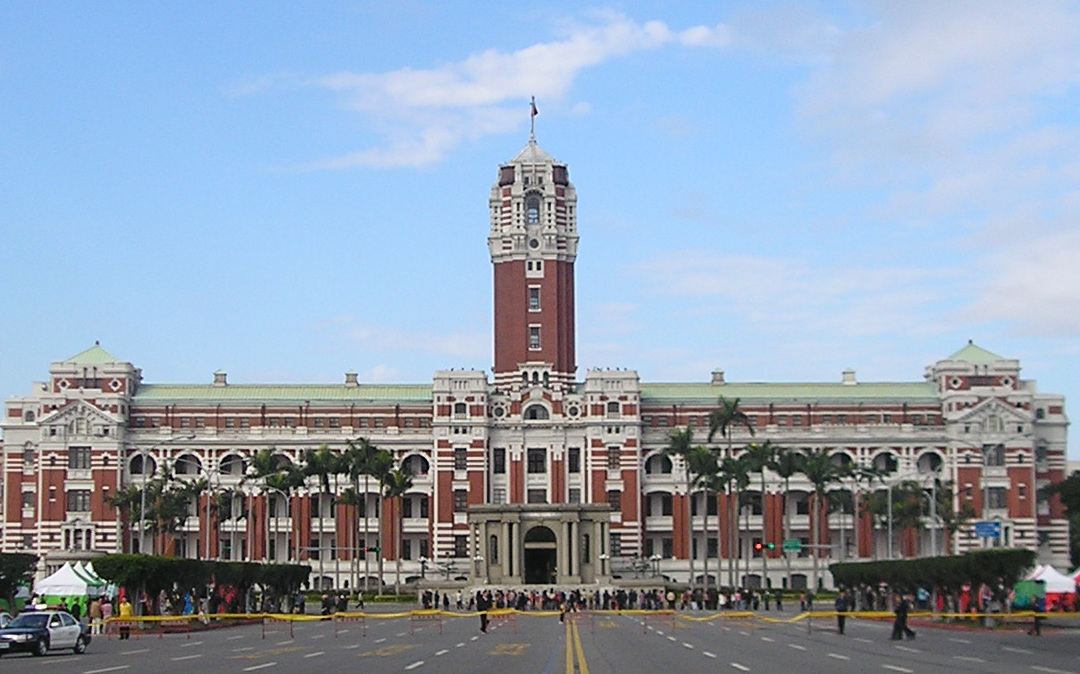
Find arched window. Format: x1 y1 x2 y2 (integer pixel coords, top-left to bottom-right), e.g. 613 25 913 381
526 195 541 224
645 455 673 474
524 404 550 420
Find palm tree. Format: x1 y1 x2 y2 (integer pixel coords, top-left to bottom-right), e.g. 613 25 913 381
106 484 143 552
772 447 802 588
343 438 387 593
718 455 750 587
303 444 341 589
664 427 705 588
850 464 885 559
799 448 845 591
707 397 754 585
382 465 414 597
744 441 777 586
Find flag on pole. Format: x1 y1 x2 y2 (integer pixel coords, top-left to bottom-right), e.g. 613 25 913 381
530 97 538 118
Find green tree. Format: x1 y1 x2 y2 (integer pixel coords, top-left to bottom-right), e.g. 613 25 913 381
718 455 750 587
302 444 342 588
664 427 706 588
0 553 37 612
382 466 414 597
1045 471 1080 566
772 447 803 587
744 441 778 583
800 448 845 590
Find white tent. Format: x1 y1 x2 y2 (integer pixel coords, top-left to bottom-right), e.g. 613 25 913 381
33 562 88 597
1027 565 1077 594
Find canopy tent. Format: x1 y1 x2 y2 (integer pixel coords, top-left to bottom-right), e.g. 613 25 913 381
1026 565 1078 594
71 562 106 595
33 562 88 597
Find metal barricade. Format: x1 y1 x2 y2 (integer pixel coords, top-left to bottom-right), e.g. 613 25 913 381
333 612 367 637
262 615 294 640
409 610 443 635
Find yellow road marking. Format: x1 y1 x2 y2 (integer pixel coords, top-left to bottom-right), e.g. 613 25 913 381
228 646 303 659
572 620 590 674
357 644 417 658
489 643 529 656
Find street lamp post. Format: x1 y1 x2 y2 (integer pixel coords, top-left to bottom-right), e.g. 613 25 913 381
129 434 195 555
263 485 291 563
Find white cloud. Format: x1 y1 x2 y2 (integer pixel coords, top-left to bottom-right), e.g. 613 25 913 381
965 229 1080 336
302 13 731 168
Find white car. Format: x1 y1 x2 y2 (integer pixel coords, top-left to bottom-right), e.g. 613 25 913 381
0 610 91 656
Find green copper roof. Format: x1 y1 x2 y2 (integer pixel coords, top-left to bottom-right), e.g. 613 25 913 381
133 384 433 405
66 342 120 365
640 381 937 405
948 341 1005 362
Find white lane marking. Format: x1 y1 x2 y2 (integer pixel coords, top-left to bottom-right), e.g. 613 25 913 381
731 664 750 672
85 667 130 674
233 646 255 652
948 637 971 644
455 642 465 648
375 638 387 643
894 645 920 653
704 652 717 659
667 636 677 642
1032 667 1074 674
243 664 277 672
180 640 204 648
760 636 775 643
470 635 479 641
1004 647 1032 654
304 651 325 658
954 656 984 663
738 630 751 636
656 630 665 636
396 632 408 637
855 637 873 644
404 661 425 671
275 640 293 645
828 653 850 661
171 655 203 662
227 635 245 640
435 649 449 656
310 634 324 640
882 666 913 674
788 644 806 651
344 644 360 649
683 642 694 649
121 649 150 655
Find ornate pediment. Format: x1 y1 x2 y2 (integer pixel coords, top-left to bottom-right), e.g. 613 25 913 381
951 397 1031 428
38 400 121 438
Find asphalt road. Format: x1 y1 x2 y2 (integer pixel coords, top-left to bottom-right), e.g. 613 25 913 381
2 610 1077 674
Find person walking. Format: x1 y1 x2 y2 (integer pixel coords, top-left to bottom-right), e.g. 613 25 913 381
88 597 102 635
891 594 915 640
477 591 491 633
834 591 849 635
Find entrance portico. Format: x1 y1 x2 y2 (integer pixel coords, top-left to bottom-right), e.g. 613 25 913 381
468 504 612 586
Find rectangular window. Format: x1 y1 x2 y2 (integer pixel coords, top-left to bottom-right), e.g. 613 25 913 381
661 494 673 516
607 446 620 469
662 537 673 558
21 492 33 508
609 533 622 557
607 490 621 511
403 497 413 518
568 488 581 504
567 447 580 473
528 286 541 311
454 535 468 557
987 487 1008 509
68 446 91 469
527 489 547 504
420 496 429 518
401 539 412 560
454 448 467 471
492 488 506 504
527 448 546 473
493 448 506 474
529 325 541 350
454 490 468 512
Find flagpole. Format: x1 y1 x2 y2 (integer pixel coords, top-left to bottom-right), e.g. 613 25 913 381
530 96 537 140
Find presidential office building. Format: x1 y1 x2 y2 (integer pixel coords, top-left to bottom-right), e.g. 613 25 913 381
1 137 1072 589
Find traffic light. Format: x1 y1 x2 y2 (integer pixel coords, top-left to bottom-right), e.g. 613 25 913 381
766 542 776 550
366 546 381 553
753 542 763 552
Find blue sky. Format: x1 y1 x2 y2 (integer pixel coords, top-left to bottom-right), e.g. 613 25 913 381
2 2 1078 457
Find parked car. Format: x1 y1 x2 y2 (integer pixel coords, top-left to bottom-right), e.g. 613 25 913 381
0 613 11 628
0 610 90 656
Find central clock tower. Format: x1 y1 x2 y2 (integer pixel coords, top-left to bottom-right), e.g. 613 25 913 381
488 137 579 391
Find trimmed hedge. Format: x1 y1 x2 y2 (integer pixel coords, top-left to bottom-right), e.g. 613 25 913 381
829 548 1035 593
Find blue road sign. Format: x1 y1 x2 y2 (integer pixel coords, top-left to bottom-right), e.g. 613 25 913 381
975 521 1001 538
